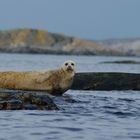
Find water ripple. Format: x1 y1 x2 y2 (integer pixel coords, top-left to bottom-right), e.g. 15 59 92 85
0 89 140 140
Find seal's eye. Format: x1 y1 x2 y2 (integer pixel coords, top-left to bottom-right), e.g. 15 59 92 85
65 63 68 66
71 63 74 66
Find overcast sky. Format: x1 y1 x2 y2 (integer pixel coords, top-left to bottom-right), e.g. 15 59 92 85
0 0 140 40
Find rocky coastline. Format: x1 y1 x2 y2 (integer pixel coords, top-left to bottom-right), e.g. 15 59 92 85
0 28 140 56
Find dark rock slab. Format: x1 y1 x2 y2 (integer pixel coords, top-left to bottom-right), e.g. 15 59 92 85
0 89 59 110
72 72 140 90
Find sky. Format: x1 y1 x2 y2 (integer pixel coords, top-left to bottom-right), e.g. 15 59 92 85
0 0 140 40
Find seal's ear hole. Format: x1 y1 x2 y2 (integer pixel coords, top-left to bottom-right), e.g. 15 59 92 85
71 63 74 66
65 63 68 66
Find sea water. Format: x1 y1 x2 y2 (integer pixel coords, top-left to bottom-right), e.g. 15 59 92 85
0 53 140 140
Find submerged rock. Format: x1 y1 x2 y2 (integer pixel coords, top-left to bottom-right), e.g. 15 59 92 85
0 89 59 110
101 60 140 64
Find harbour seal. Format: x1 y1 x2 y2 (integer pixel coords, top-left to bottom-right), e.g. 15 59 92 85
0 60 76 95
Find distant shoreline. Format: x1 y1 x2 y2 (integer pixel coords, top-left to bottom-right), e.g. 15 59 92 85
0 49 139 57
0 28 140 56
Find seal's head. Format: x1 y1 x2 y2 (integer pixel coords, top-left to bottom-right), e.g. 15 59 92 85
62 60 76 74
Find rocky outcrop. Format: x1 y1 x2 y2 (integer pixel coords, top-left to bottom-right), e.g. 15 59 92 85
0 28 140 56
72 72 140 90
0 90 58 110
0 29 73 47
0 28 104 55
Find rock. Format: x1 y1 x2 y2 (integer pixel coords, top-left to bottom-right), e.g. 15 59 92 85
72 72 140 90
0 29 73 47
0 100 23 110
23 104 39 110
0 90 59 110
101 60 140 64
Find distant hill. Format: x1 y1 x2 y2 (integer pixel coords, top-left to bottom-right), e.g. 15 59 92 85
0 28 140 56
99 38 140 56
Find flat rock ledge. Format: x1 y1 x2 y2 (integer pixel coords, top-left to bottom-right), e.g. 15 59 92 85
72 72 140 90
0 89 58 110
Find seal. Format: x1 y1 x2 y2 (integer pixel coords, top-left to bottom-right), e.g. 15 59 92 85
0 60 76 95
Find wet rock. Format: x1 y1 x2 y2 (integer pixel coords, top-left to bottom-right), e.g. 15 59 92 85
24 104 38 110
0 90 59 110
72 72 140 90
63 96 78 103
0 100 23 110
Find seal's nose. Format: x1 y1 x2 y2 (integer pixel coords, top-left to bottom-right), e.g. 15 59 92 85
67 65 73 71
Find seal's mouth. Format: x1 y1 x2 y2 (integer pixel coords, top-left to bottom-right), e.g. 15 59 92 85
67 66 73 71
